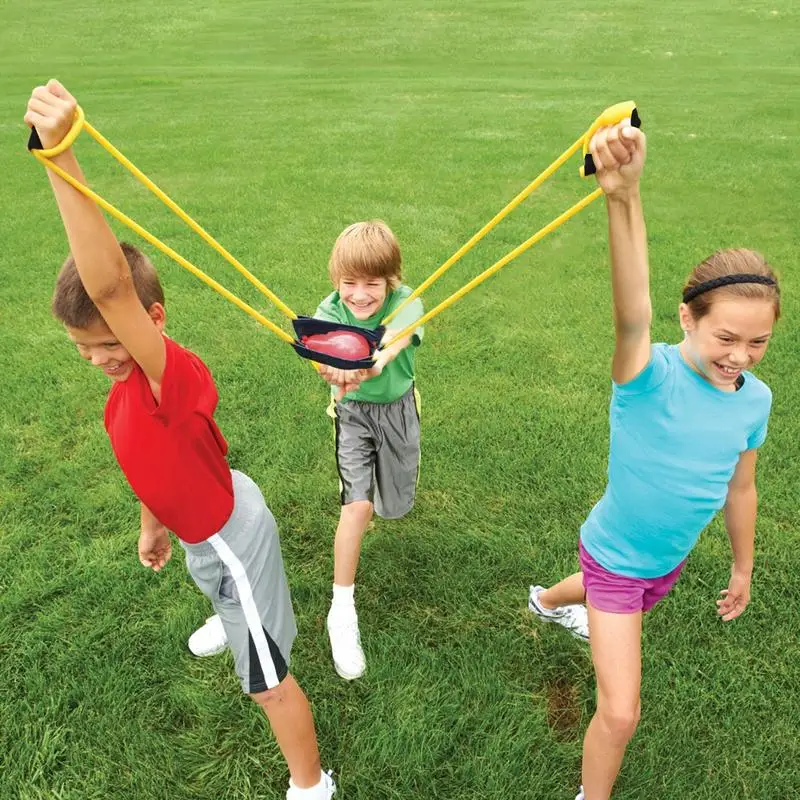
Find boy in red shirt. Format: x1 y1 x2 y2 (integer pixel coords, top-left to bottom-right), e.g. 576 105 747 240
26 80 335 800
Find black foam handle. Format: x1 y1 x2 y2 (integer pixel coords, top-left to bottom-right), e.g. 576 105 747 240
582 108 642 177
28 126 44 151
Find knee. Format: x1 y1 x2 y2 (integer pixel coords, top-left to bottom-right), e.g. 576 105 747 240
342 500 373 525
249 674 291 709
597 701 641 744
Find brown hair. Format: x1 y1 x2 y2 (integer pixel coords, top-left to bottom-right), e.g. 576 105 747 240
683 248 780 321
52 242 165 328
328 220 402 289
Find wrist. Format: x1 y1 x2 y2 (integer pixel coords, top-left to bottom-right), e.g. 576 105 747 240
732 560 754 577
605 186 641 205
376 348 394 366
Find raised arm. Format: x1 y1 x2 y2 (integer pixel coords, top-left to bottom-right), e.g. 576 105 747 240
25 80 166 385
590 121 650 384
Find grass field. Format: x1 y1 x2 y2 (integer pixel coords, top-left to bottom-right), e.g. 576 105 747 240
1 2 798 798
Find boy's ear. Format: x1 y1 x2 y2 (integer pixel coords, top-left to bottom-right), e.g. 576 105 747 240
147 302 166 331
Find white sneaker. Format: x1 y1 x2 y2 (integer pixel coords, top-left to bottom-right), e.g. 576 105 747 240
187 614 228 657
327 603 366 680
575 787 585 800
286 770 336 799
528 585 589 642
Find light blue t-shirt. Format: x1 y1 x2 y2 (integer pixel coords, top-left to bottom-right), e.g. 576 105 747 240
580 344 772 579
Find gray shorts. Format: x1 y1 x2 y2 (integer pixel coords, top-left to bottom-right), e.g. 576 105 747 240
332 386 421 519
180 471 297 694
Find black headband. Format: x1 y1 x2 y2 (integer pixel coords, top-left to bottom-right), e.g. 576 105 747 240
683 274 777 304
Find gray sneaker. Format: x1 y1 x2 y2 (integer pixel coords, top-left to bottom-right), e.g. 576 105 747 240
528 585 589 642
575 787 585 800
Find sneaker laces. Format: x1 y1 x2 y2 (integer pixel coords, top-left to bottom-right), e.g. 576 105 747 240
562 604 588 631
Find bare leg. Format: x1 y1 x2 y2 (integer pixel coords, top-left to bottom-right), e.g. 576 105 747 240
329 500 374 680
581 606 643 799
250 674 321 789
333 500 374 586
538 572 586 609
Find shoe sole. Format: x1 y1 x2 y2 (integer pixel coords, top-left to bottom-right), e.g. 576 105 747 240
332 661 365 680
333 664 366 681
187 643 228 658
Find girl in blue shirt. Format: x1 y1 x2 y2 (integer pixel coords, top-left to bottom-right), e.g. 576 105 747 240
527 120 780 800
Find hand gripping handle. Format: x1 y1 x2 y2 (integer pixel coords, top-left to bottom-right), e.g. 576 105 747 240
27 105 86 157
580 101 641 177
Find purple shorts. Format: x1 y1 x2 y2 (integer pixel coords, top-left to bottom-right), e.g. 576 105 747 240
579 541 686 614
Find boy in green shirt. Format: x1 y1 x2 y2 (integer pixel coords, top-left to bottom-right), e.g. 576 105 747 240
314 220 424 680
191 221 423 680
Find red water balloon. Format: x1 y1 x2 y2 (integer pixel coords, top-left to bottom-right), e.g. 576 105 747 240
302 331 372 361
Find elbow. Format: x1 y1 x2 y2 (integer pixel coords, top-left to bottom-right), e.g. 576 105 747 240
89 272 137 307
615 301 652 336
726 482 757 506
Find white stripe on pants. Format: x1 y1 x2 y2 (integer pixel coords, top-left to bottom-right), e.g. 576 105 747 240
208 532 280 690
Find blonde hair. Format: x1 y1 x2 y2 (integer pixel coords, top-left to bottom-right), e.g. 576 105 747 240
328 220 402 289
683 248 780 321
53 242 165 328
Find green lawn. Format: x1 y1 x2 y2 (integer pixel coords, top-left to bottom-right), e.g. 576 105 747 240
1 1 798 798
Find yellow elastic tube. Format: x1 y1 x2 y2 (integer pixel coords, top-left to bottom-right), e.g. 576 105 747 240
80 121 298 322
382 187 604 350
386 101 638 324
382 132 586 327
32 151 296 345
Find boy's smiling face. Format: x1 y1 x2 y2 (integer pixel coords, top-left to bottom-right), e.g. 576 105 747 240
67 319 136 382
338 276 389 320
65 304 166 384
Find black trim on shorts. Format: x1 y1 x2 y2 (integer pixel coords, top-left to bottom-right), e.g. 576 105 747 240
333 412 347 506
410 383 421 493
248 626 288 693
